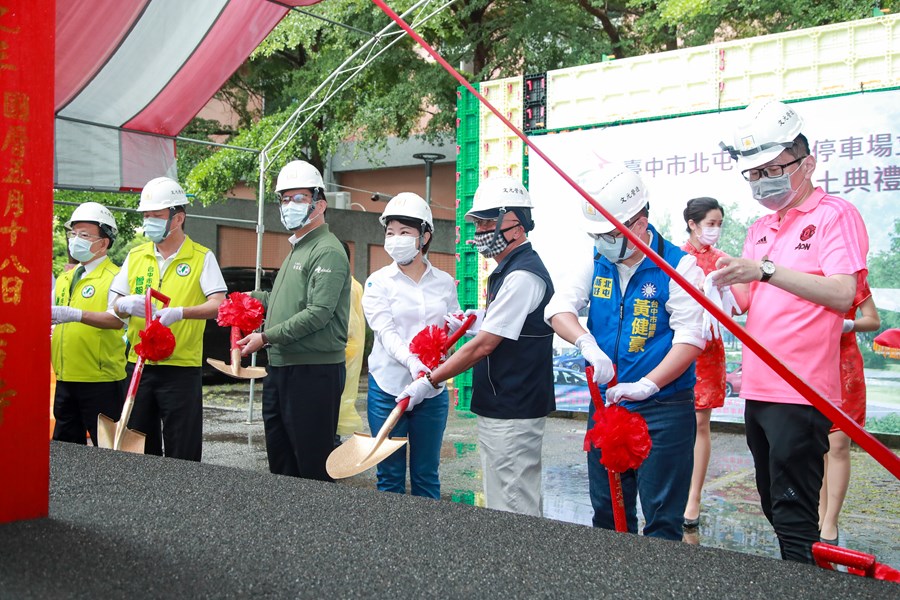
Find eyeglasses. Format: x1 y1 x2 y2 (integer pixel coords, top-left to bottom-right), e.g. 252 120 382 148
67 231 101 241
590 216 640 244
741 156 806 182
279 192 315 205
473 218 521 231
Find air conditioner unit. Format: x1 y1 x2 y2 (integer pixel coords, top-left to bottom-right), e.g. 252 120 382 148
325 191 351 210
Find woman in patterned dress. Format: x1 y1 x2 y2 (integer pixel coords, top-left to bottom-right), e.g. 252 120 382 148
818 275 880 544
681 197 728 529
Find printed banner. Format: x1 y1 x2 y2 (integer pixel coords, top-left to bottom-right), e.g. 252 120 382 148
0 2 53 523
529 92 900 427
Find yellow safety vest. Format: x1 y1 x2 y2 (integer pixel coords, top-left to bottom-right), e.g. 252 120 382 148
51 257 126 382
123 238 211 367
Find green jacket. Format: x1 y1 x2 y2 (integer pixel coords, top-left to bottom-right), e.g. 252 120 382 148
252 224 350 366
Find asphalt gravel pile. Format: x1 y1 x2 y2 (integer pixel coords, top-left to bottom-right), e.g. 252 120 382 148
0 443 893 599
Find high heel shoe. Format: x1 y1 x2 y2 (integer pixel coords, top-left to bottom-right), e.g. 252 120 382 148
819 527 839 545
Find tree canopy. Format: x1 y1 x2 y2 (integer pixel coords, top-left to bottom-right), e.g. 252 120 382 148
54 1 897 248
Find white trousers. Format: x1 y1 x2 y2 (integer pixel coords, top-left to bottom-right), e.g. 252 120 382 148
476 416 546 517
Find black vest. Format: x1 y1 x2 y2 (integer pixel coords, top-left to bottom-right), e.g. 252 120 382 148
472 243 555 419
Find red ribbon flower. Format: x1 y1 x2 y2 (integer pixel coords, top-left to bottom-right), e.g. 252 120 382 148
586 404 652 474
409 325 449 370
217 291 265 334
134 319 176 362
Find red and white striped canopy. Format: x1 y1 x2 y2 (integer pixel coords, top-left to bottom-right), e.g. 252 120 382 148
54 0 321 192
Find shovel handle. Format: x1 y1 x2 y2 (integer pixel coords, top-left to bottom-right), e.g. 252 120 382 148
445 313 477 349
359 399 408 464
229 326 242 350
117 288 171 449
145 287 171 318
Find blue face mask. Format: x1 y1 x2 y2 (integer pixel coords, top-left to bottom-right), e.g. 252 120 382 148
594 235 635 263
280 202 311 231
143 217 170 244
68 236 98 263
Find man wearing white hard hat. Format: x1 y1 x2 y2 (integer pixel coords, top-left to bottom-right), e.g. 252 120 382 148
237 160 350 482
546 162 705 541
714 100 869 563
110 177 227 461
397 175 555 517
51 202 127 444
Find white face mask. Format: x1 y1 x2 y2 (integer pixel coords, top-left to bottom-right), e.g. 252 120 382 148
68 236 98 263
280 202 311 231
697 226 721 247
385 235 419 265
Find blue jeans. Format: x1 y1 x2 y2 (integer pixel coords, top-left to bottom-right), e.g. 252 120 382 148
367 374 448 499
587 390 696 540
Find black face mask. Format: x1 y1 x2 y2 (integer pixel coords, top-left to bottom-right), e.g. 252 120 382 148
473 225 518 258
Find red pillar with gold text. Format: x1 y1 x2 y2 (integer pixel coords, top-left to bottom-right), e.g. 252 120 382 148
0 1 53 523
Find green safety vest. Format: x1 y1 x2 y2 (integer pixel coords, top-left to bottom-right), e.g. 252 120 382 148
51 257 126 382
123 238 211 367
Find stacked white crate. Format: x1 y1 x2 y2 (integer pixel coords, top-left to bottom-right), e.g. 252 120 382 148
544 15 900 130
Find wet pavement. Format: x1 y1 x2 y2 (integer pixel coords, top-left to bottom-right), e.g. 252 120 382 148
201 380 900 568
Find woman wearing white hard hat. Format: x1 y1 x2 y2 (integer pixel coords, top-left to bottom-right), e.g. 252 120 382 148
361 192 459 498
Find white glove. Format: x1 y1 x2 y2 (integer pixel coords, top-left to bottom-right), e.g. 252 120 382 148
406 355 431 380
51 306 82 325
157 306 184 327
575 333 614 385
444 308 484 338
701 277 725 341
842 319 855 334
116 294 154 318
397 376 435 412
605 377 659 405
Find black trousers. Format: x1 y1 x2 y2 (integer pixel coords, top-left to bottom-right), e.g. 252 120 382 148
262 363 345 482
745 400 831 563
53 379 126 445
126 364 203 462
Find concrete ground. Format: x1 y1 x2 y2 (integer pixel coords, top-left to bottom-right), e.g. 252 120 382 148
202 380 900 569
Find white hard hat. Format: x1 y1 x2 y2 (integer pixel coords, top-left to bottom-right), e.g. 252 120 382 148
66 201 118 241
275 160 325 194
379 192 433 230
578 163 649 235
722 99 804 171
138 177 190 212
466 175 532 224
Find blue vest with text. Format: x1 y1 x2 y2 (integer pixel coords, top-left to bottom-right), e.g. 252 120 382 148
587 224 695 401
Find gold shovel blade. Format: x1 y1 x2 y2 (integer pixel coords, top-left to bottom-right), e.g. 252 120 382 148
326 432 408 479
96 413 117 449
206 357 267 380
96 413 146 454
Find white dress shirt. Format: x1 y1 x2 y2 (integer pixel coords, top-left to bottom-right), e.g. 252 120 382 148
545 232 706 349
363 259 460 397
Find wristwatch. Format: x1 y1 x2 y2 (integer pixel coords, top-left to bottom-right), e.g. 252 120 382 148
260 332 272 349
760 256 776 283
